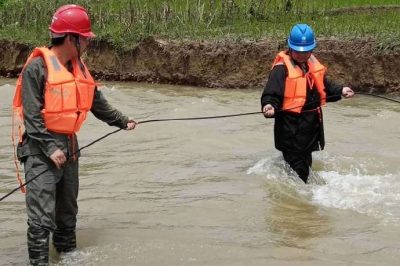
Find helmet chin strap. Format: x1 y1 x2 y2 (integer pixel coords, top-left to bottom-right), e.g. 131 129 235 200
70 34 81 58
288 49 309 73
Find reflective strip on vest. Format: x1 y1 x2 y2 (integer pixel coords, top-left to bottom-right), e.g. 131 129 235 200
13 47 96 134
50 55 62 72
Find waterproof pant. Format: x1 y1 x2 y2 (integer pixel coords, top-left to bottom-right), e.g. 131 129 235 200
282 152 312 183
24 154 79 266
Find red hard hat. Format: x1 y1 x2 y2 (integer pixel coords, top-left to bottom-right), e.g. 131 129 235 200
49 4 95 38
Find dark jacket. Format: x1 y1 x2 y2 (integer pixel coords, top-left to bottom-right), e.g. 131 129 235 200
260 61 343 153
17 57 129 161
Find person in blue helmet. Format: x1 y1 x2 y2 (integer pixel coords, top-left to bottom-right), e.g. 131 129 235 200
260 23 354 183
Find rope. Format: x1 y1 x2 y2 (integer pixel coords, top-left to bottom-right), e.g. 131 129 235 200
357 92 400 104
138 95 340 124
1 92 398 202
0 128 122 202
137 111 262 124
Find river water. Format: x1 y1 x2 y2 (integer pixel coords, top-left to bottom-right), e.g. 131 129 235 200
0 79 399 265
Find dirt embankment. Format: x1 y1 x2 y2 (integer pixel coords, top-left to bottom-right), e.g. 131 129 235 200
1 38 399 93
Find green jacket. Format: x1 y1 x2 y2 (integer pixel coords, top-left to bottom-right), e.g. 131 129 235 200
17 57 129 161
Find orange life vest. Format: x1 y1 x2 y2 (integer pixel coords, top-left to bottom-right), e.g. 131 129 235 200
12 47 96 192
13 47 96 134
272 51 326 113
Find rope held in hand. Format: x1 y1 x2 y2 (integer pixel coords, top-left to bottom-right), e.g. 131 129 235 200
1 92 398 202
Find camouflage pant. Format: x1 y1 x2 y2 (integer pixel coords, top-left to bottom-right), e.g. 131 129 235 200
24 154 79 265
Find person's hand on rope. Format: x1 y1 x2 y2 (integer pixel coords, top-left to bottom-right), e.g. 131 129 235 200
342 87 354 98
263 104 275 118
126 118 137 130
50 149 67 169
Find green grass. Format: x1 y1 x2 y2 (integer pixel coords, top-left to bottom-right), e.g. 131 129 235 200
0 0 399 48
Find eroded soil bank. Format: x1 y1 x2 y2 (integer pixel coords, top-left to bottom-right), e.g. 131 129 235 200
1 38 399 93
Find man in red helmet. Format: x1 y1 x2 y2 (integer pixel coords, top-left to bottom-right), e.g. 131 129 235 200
261 24 354 183
13 4 136 265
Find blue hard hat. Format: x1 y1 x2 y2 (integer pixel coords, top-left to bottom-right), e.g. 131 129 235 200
287 24 316 52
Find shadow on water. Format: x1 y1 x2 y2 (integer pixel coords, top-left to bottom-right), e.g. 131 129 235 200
264 180 332 249
248 155 332 248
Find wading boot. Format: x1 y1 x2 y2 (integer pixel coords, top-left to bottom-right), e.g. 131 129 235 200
27 226 50 266
53 227 76 253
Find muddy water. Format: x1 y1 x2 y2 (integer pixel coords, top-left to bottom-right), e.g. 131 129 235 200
0 79 399 266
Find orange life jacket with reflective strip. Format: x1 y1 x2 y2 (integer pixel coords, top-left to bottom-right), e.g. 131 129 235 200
272 51 326 113
13 47 96 134
12 47 96 192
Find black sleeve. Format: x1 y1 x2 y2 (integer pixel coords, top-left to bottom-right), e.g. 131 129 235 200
90 88 129 129
324 75 343 102
260 65 286 110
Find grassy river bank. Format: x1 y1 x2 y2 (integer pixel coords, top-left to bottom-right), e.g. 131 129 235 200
0 1 400 92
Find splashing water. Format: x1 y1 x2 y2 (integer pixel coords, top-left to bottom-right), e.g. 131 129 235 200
248 153 400 225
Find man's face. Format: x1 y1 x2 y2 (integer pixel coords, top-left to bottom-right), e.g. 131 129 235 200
67 35 90 56
78 36 90 53
291 50 312 63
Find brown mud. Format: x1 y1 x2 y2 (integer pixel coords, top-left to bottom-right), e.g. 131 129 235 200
1 38 399 94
